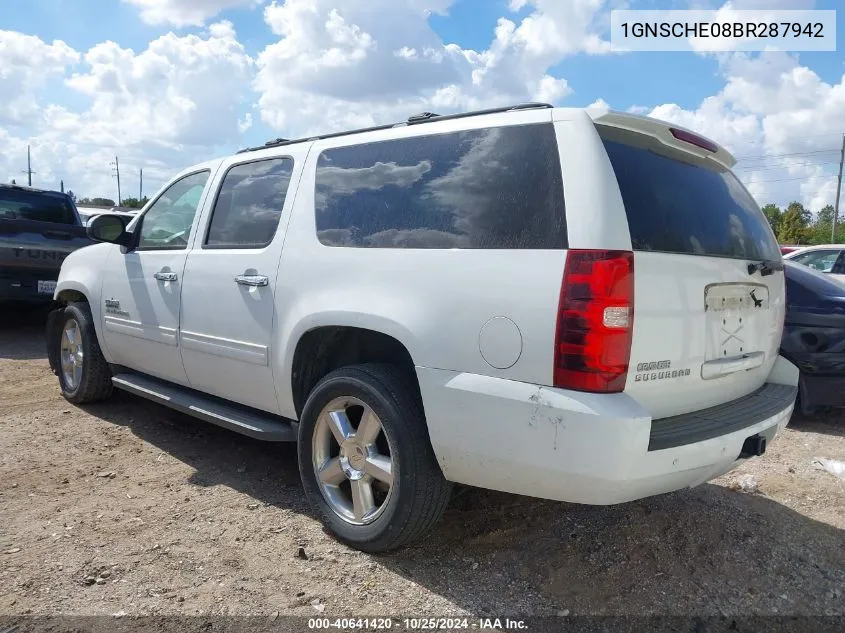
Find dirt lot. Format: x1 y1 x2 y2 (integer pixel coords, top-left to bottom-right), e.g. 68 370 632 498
1 309 844 619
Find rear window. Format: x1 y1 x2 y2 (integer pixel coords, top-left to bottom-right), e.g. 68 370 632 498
315 123 566 249
0 188 76 225
599 128 781 261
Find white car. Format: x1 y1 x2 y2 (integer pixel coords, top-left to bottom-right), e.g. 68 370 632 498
47 104 798 552
783 244 845 283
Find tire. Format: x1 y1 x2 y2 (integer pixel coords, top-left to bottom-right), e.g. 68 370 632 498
55 302 114 404
298 363 452 552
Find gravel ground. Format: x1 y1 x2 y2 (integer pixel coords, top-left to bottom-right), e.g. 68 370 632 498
1 309 844 619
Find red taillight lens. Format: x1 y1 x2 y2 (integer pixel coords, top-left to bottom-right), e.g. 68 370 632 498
669 127 718 153
554 250 634 393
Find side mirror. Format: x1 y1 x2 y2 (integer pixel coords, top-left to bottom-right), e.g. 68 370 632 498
87 214 132 247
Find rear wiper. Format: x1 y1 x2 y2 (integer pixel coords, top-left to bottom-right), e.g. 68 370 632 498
747 259 784 276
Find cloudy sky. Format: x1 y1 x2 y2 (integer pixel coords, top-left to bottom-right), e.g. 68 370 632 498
1 0 843 212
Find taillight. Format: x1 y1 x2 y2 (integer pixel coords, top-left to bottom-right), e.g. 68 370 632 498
554 250 634 393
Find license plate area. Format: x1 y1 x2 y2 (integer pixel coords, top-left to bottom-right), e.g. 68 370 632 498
704 283 769 361
37 280 57 295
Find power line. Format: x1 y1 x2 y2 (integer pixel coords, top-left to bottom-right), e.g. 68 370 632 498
725 131 845 151
736 148 842 160
744 174 839 185
735 160 842 172
745 180 839 190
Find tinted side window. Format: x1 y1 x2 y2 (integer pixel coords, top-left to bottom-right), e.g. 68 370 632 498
0 189 76 224
137 171 210 251
315 123 566 249
600 129 781 261
205 158 294 249
792 250 839 272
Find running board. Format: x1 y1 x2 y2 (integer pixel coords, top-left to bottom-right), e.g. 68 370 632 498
111 373 297 442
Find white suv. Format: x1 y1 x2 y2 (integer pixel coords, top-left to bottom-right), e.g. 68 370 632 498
47 103 798 552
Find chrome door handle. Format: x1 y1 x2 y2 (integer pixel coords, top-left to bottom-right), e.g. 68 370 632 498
154 271 178 282
235 274 269 287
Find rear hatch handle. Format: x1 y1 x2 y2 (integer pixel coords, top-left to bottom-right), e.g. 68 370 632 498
701 351 765 380
747 259 784 276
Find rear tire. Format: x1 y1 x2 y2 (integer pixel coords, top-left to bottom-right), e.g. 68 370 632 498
55 302 113 404
298 363 452 552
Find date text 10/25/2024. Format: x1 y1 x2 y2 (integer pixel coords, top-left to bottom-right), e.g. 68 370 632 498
308 618 529 630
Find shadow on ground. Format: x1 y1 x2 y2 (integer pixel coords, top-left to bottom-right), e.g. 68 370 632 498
791 410 845 438
4 317 843 615
0 304 51 360
78 389 845 617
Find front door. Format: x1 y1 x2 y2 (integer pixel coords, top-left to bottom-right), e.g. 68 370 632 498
179 151 305 413
99 170 213 385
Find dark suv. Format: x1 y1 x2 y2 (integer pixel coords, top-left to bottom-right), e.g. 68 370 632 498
0 184 92 304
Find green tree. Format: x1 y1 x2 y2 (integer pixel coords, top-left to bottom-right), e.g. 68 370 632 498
119 197 144 209
761 203 782 236
777 201 811 244
808 204 845 244
90 197 116 206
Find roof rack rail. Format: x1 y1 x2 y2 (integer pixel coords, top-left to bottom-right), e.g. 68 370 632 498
408 111 440 123
235 102 553 154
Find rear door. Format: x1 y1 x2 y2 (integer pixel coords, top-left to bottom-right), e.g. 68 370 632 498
179 147 307 413
595 120 785 419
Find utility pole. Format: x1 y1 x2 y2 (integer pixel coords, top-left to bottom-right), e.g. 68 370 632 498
139 168 143 202
834 134 845 243
21 145 36 186
60 180 64 193
110 156 122 205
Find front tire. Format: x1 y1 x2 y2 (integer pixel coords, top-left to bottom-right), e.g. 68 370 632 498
298 364 451 552
56 302 113 404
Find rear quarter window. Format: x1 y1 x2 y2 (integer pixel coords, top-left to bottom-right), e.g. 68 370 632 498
599 128 781 261
0 189 76 225
314 123 567 249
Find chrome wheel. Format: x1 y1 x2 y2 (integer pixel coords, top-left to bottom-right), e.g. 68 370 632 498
312 396 394 525
60 318 83 390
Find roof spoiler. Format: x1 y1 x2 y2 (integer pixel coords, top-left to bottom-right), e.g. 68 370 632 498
590 110 736 169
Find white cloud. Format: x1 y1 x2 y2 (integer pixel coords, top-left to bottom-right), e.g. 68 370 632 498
1 0 616 199
5 0 838 219
238 113 254 134
0 23 253 199
647 51 845 213
64 21 252 148
0 30 79 125
122 0 265 27
729 0 815 9
255 0 609 135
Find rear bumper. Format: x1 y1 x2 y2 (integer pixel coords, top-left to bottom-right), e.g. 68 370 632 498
417 359 798 505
